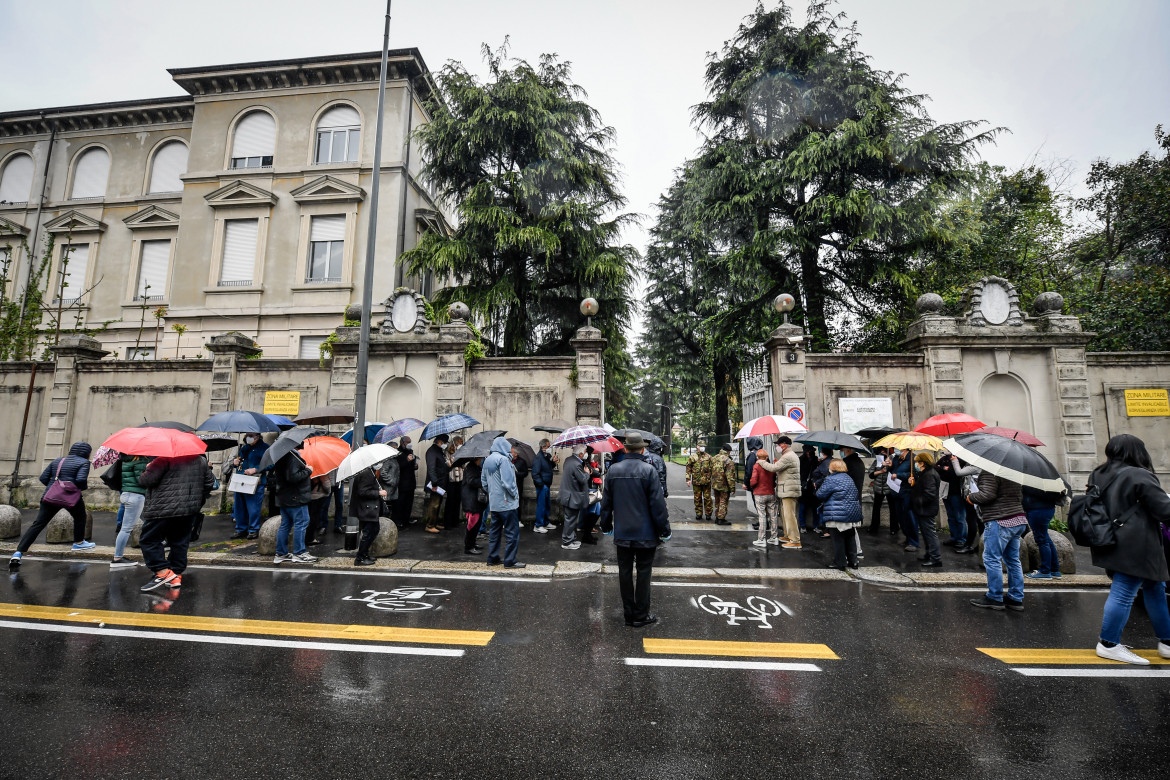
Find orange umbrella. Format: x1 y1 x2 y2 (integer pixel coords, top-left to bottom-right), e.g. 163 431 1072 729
301 436 350 477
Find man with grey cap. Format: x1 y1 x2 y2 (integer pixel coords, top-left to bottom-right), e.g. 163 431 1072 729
599 431 671 627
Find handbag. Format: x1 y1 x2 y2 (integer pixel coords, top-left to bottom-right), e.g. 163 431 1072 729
477 486 489 505
190 513 205 542
44 459 82 507
100 460 123 492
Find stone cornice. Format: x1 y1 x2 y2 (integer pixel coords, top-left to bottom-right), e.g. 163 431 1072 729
0 97 194 138
204 179 277 208
290 175 365 204
805 353 924 368
44 210 107 234
903 331 1097 350
123 204 181 230
0 215 29 237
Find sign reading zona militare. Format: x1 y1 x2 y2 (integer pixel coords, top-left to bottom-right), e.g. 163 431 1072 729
1123 389 1170 417
263 390 301 416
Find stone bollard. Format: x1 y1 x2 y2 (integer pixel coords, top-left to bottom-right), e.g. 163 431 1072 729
977 528 1077 574
0 505 21 539
257 516 281 556
129 520 145 548
370 518 399 557
46 508 94 543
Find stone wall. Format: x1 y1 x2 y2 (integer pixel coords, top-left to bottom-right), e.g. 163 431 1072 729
1087 352 1170 482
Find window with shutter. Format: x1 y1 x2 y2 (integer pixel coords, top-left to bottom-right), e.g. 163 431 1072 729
0 153 34 204
230 112 276 169
71 148 110 200
59 243 89 302
126 346 156 360
220 219 258 286
299 336 326 360
307 215 345 282
314 105 361 164
148 141 189 193
137 239 171 300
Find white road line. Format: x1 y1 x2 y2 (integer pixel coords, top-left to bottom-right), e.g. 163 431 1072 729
655 582 769 589
623 657 821 672
0 619 465 656
1011 667 1170 678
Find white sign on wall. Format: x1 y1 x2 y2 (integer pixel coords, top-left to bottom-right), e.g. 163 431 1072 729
838 397 894 434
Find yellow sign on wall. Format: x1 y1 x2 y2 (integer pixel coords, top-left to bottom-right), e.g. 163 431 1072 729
1124 389 1170 417
263 391 301 416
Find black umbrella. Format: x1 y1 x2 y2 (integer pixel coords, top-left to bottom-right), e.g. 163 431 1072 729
199 434 239 452
610 428 666 450
507 438 536 467
532 418 574 434
945 432 1067 493
452 430 506 465
294 406 355 425
795 430 871 454
856 425 905 441
137 420 195 433
258 427 328 471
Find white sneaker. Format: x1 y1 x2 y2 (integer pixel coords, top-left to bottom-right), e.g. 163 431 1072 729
1158 641 1170 659
1096 642 1149 665
273 554 292 565
110 558 138 569
561 541 581 550
751 539 767 548
546 524 558 530
766 538 781 546
292 552 319 563
533 526 548 534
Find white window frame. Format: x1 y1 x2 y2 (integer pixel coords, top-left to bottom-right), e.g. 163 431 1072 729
54 241 95 305
306 215 345 283
291 206 358 290
206 206 270 291
228 110 277 171
298 335 327 360
146 139 189 195
0 152 35 205
68 145 111 201
134 238 172 302
311 103 362 166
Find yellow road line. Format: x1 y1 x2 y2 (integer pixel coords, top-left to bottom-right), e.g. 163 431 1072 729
0 603 494 646
644 638 839 659
978 647 1170 665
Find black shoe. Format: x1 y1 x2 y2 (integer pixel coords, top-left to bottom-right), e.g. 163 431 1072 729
705 516 714 522
866 527 879 535
246 532 259 540
504 561 526 569
465 547 483 555
629 614 659 628
486 558 501 566
694 515 703 522
955 546 976 555
354 557 376 566
943 539 957 546
230 531 248 540
716 518 731 526
827 564 846 571
970 596 1005 611
920 559 943 568
751 522 760 530
918 555 930 562
1004 597 1024 612
847 560 860 569
333 526 344 534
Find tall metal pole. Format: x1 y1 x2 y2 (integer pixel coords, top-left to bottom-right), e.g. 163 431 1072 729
353 0 392 454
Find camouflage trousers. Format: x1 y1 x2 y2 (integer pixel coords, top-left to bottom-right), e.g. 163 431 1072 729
713 489 731 521
692 484 713 517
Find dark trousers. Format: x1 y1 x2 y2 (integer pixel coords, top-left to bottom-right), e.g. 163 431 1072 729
444 484 462 527
140 514 195 574
332 484 345 529
356 519 380 559
392 489 414 526
616 545 656 623
464 513 482 552
487 508 519 565
918 513 941 562
899 495 919 546
18 500 88 552
869 492 896 531
827 527 859 568
307 496 331 541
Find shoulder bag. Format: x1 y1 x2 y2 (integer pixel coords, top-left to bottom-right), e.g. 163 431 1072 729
44 459 82 507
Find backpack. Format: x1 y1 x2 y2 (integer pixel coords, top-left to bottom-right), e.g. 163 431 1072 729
1068 468 1140 548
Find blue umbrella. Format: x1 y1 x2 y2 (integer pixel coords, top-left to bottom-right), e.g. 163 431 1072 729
197 410 281 434
421 413 480 440
341 423 388 445
265 414 297 430
373 418 425 444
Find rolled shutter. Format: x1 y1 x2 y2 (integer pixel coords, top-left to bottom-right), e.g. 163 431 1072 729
310 215 346 242
60 244 89 300
220 219 257 285
71 148 110 199
148 142 189 193
232 112 276 158
138 239 171 298
298 336 326 359
0 153 34 203
317 105 360 129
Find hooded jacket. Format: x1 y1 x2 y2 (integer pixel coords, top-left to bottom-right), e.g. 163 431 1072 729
39 442 92 494
743 437 763 489
1088 461 1170 582
599 451 670 546
482 438 519 512
138 454 215 520
646 451 669 498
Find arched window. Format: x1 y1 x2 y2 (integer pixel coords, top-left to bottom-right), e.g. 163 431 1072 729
70 147 110 200
0 153 34 204
148 141 189 193
314 105 360 164
230 111 276 169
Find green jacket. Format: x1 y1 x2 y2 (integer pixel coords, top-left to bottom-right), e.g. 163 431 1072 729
711 452 738 492
120 455 150 495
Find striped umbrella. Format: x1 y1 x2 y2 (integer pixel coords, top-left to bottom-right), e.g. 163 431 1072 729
551 425 612 448
421 413 480 440
374 418 425 444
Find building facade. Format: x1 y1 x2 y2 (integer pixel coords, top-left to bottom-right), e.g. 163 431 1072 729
0 49 451 361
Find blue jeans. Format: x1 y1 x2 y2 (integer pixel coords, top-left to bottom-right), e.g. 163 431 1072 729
943 494 967 546
900 494 919 546
115 492 145 558
983 521 1027 603
534 484 551 527
276 505 310 556
1026 507 1057 574
1100 573 1170 644
115 504 125 533
488 508 520 565
233 486 266 534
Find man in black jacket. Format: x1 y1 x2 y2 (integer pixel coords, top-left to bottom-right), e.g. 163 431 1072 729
531 439 557 532
137 454 215 591
349 467 387 566
743 436 762 528
599 432 671 627
423 434 450 533
392 436 418 526
272 449 316 565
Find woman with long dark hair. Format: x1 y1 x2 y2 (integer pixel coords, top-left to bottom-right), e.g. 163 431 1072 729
1088 434 1170 665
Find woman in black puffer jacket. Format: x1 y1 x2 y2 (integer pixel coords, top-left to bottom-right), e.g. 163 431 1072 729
462 459 486 556
11 442 93 567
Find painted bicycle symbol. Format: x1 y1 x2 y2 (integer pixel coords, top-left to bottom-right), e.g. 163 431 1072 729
695 594 793 629
342 587 451 612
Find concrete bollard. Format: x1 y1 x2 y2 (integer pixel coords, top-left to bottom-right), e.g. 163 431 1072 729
129 520 145 548
257 516 281 556
977 527 1077 574
369 518 399 557
0 505 21 539
45 508 94 543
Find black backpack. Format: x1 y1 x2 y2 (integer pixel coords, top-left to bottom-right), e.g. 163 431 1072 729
1068 468 1140 548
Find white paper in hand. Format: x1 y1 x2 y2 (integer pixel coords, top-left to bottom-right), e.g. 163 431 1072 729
886 475 902 494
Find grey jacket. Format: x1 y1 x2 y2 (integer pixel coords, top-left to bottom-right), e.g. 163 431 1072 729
558 454 591 510
968 472 1024 523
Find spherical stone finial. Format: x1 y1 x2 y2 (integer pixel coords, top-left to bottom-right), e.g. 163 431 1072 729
773 293 796 314
448 302 470 321
344 303 362 322
580 298 599 317
916 293 945 315
1032 291 1064 315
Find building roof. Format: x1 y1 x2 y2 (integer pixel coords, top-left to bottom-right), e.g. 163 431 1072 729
0 96 194 137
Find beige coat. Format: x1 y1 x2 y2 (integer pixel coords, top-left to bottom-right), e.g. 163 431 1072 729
761 447 802 498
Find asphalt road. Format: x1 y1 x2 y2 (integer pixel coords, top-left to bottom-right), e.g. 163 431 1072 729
1 558 1166 779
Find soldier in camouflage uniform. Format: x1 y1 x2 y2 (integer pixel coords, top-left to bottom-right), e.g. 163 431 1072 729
685 446 714 520
710 443 738 525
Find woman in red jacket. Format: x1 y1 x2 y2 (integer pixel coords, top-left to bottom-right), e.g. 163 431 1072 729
750 450 778 548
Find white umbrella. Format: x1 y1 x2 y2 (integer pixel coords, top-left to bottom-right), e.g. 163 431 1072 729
336 443 399 483
734 414 808 440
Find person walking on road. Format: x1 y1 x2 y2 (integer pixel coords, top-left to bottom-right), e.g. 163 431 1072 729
136 453 216 591
909 453 943 568
1022 485 1064 579
348 464 387 566
1086 435 1170 665
559 445 591 550
272 449 317 565
761 436 803 549
112 454 150 568
531 439 557 533
392 436 418 527
710 444 737 525
599 432 670 627
816 459 862 570
483 437 524 568
462 458 487 555
423 433 450 533
968 470 1027 611
685 445 714 521
749 449 778 548
11 442 95 568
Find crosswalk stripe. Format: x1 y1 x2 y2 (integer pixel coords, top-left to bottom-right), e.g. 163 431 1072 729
644 638 839 659
0 602 494 646
625 658 821 672
1011 667 1170 678
978 647 1170 665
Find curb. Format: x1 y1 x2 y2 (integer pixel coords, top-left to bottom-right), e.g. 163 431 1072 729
0 541 1112 587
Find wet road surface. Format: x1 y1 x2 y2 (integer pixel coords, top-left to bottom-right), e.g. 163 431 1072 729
1 557 1166 779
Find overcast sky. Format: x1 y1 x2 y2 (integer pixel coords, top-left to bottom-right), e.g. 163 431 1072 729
3 0 1167 323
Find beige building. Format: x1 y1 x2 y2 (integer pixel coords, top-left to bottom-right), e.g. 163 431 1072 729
0 49 451 361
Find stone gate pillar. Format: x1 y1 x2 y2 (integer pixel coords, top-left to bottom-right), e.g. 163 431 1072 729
765 322 809 423
43 334 108 465
571 326 607 425
204 333 261 415
434 314 472 416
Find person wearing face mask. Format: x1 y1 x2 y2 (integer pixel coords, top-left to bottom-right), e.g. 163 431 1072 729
392 436 419 527
231 433 269 540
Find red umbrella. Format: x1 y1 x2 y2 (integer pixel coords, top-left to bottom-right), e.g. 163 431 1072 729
102 427 207 458
914 413 986 437
588 436 625 454
301 436 351 477
977 426 1045 447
